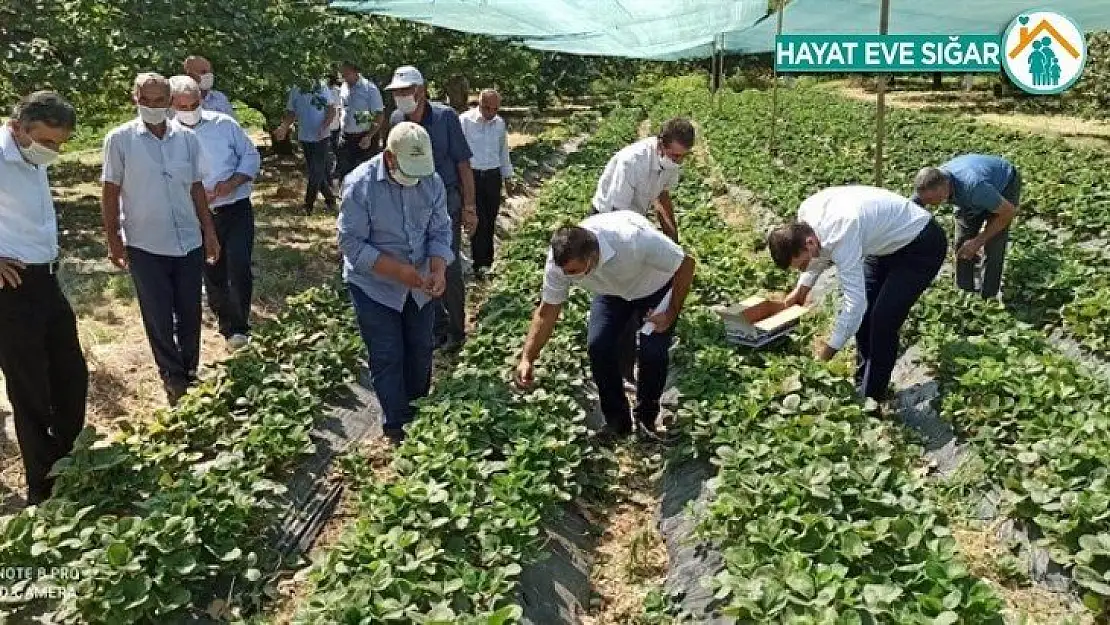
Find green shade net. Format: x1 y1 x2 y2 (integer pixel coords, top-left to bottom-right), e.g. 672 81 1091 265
332 0 1110 59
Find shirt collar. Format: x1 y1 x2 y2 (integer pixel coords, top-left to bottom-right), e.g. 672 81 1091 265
135 118 174 138
596 230 616 267
0 126 25 164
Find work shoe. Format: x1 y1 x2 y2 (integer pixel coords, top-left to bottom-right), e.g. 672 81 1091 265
227 334 250 351
164 381 190 407
636 419 680 447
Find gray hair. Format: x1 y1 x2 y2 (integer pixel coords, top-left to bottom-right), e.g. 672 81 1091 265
913 166 949 193
133 72 169 96
12 91 77 130
479 89 500 103
169 75 201 99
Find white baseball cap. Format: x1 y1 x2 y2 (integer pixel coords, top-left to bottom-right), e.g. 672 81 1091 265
386 122 435 178
385 65 424 91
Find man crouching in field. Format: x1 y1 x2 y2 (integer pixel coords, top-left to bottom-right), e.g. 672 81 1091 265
514 211 695 444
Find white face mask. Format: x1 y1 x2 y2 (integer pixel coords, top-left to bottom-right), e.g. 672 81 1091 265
198 73 215 91
395 95 418 115
175 108 202 126
18 139 59 167
138 105 168 125
659 154 680 170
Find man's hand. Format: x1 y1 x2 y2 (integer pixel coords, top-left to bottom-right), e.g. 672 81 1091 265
107 237 129 270
814 340 837 362
273 125 290 142
0 258 25 289
957 237 984 260
423 267 446 298
644 309 676 334
358 134 373 150
204 236 222 265
764 299 788 316
397 264 426 290
514 358 535 389
208 179 238 201
462 203 478 235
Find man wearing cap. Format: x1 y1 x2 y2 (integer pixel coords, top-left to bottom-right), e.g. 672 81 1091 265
385 65 476 352
183 55 236 119
337 61 385 180
0 91 88 506
275 80 339 214
338 121 454 443
911 154 1020 299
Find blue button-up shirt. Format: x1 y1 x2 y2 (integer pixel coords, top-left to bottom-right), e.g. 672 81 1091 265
101 118 203 257
340 77 384 134
390 101 472 190
174 111 261 209
286 83 334 143
941 154 1017 217
203 90 236 119
338 154 455 311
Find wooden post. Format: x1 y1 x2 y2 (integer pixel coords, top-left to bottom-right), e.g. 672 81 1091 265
769 0 786 154
874 0 891 187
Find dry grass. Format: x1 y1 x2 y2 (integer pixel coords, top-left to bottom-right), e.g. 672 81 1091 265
829 80 1110 151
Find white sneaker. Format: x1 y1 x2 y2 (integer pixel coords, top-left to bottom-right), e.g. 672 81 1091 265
227 334 250 351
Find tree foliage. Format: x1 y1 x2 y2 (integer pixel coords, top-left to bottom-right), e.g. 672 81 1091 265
1 0 665 128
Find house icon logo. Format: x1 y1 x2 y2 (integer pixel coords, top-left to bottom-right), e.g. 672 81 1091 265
1002 10 1087 95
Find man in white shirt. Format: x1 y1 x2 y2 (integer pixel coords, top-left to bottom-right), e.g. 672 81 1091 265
0 91 87 506
101 73 221 407
766 185 946 403
514 211 696 443
460 89 514 276
337 61 385 179
183 55 236 119
593 118 694 386
169 75 261 351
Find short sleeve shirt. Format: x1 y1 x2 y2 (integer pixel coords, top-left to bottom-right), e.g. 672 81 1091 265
286 83 334 143
941 154 1017 217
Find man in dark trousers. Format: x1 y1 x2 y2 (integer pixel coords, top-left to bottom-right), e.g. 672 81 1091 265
0 91 88 505
459 89 514 277
385 65 477 352
767 185 946 404
912 154 1020 299
514 211 696 444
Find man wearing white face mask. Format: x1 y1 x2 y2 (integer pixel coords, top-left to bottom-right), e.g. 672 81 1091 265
337 122 454 444
0 91 88 506
101 72 222 407
591 117 695 387
183 55 236 119
169 75 261 351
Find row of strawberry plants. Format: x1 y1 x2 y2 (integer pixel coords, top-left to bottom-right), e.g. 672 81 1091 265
0 287 363 623
288 108 643 624
671 78 1110 357
638 89 1005 623
651 76 1110 614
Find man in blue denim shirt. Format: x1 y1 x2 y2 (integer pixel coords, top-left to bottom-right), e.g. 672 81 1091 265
338 122 454 443
912 154 1020 299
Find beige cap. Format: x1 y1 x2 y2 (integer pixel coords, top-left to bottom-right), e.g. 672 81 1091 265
386 122 435 178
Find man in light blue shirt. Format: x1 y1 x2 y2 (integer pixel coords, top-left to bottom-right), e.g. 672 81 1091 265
337 61 385 180
338 122 453 443
276 81 338 214
912 154 1020 299
100 72 221 406
170 75 261 350
183 56 236 119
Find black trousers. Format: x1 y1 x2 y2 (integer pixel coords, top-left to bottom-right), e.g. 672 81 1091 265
435 187 467 344
204 198 255 337
128 247 204 388
470 169 502 270
587 283 674 433
856 218 947 401
338 131 377 181
0 266 88 503
301 139 336 211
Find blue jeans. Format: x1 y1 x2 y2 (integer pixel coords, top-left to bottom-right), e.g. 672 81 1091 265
349 285 436 428
128 246 204 387
587 283 674 433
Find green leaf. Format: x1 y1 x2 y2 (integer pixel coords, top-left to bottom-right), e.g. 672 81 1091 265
106 541 133 567
486 604 523 625
862 583 902 606
934 611 959 625
786 571 816 598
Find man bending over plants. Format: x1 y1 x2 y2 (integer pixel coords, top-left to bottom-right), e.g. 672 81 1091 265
912 154 1020 299
766 186 946 404
514 211 696 444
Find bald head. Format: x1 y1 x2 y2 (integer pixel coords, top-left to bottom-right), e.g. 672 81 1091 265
478 89 501 121
183 56 216 92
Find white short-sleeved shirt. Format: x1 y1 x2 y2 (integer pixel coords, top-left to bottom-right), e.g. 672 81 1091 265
592 137 680 215
797 185 932 350
101 119 204 257
541 211 685 305
0 127 57 263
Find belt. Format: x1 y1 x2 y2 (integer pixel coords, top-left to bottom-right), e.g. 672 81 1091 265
25 261 60 275
474 168 501 175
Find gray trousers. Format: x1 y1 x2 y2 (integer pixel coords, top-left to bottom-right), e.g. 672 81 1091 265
954 171 1021 299
435 187 466 342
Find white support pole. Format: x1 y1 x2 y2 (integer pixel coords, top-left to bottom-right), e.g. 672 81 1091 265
874 0 891 186
769 0 786 154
